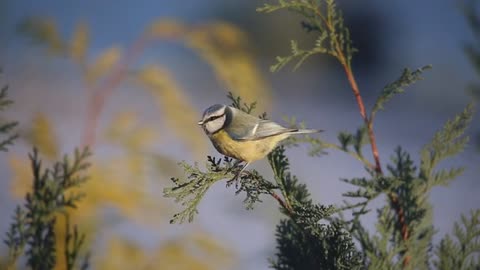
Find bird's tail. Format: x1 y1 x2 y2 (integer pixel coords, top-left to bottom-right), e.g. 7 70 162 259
290 128 323 135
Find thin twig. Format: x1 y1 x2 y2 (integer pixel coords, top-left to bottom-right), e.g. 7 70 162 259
323 142 375 169
314 5 412 266
312 5 382 173
390 192 411 265
270 191 294 215
342 65 382 174
341 44 412 269
340 46 412 268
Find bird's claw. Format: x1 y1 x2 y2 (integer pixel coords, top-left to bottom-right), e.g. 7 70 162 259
226 160 249 188
226 176 238 188
226 169 242 188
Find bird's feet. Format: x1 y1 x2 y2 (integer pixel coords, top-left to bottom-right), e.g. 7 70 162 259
226 173 240 188
226 161 250 188
225 159 242 175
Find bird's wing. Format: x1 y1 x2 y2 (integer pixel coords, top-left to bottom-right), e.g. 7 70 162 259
225 113 294 141
242 120 295 140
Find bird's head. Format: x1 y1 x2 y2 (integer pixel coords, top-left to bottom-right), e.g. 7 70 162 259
198 104 228 135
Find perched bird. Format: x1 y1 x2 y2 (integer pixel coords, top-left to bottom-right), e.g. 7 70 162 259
198 104 322 178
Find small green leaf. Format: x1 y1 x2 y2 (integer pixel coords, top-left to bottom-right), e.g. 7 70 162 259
371 65 432 119
420 103 474 181
434 210 480 270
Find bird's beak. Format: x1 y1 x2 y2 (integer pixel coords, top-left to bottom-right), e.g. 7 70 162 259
197 120 204 125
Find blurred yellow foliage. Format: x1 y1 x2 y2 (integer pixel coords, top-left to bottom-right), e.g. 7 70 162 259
24 113 59 159
8 16 272 270
8 155 32 199
106 111 158 151
186 23 271 110
85 46 122 84
9 111 230 270
147 20 272 110
70 22 89 64
98 234 232 270
148 18 187 38
136 64 205 156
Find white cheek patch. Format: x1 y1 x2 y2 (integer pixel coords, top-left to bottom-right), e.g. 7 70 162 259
205 115 226 134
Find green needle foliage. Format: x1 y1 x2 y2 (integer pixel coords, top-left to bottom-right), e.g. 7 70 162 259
258 0 356 72
0 79 18 152
463 0 480 102
462 0 480 150
164 154 278 223
164 94 284 223
371 65 432 120
434 210 480 270
4 148 92 270
165 1 480 269
268 147 363 270
164 93 363 269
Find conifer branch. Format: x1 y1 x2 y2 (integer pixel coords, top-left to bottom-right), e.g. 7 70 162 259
64 215 86 270
283 117 376 169
4 148 91 270
164 93 343 230
163 154 295 223
0 80 19 152
270 190 294 215
258 2 442 268
164 95 299 223
434 210 480 270
258 0 381 172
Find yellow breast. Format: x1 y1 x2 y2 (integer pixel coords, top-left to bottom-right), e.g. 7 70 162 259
208 130 288 162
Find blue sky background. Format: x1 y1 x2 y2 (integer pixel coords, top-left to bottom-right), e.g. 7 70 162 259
1 0 479 269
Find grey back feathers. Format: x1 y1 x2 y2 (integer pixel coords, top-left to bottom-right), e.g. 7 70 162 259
199 104 322 140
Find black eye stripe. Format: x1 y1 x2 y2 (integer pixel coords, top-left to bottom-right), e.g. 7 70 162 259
205 113 225 123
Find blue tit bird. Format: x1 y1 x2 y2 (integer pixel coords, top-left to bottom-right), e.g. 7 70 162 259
198 104 322 179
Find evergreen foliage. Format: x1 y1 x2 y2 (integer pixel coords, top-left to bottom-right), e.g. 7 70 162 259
268 147 363 270
11 14 261 269
0 79 92 270
0 81 18 152
2 1 479 269
463 0 480 150
9 14 252 269
4 148 91 270
164 94 284 223
463 0 480 102
164 1 480 269
371 65 431 119
164 93 363 269
257 0 356 72
434 210 480 270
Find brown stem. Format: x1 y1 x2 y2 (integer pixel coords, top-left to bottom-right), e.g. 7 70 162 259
390 192 411 266
325 13 411 265
313 5 411 264
313 4 382 173
341 60 412 267
342 64 382 174
270 191 293 215
81 36 149 147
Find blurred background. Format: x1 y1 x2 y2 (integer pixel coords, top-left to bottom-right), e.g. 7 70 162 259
1 0 479 269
